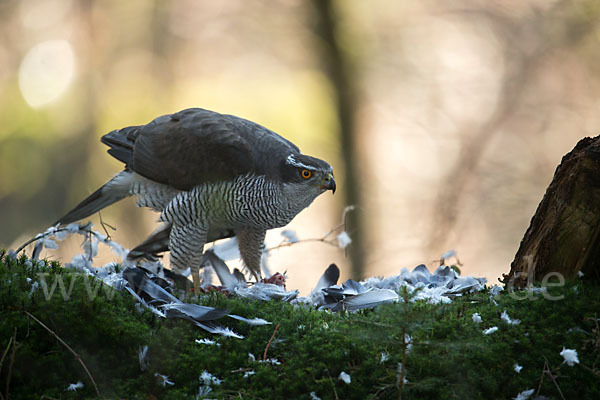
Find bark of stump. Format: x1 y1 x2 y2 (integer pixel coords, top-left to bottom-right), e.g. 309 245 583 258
501 136 600 288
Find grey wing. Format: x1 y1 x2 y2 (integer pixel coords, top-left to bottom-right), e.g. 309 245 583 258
102 108 300 191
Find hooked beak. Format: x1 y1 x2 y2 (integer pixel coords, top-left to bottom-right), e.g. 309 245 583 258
323 173 336 194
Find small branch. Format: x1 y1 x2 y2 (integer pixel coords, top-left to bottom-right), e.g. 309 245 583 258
263 323 281 361
98 212 115 241
549 369 566 400
322 222 347 241
15 226 68 255
15 234 48 255
325 369 339 400
536 356 566 400
536 358 548 396
0 331 13 376
267 238 337 252
579 363 600 379
267 222 347 253
24 311 100 397
4 328 17 400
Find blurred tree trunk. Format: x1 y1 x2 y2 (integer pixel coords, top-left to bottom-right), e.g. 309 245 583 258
309 0 365 279
425 0 600 257
502 136 600 288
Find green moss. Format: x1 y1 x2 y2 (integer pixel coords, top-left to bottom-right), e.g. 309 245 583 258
1 250 599 399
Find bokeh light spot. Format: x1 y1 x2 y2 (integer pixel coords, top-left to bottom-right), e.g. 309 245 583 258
18 40 76 109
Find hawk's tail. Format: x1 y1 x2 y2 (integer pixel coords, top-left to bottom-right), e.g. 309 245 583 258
55 172 133 226
127 222 172 261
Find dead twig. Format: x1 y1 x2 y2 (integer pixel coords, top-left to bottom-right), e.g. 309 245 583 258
98 212 116 241
24 311 100 397
536 356 566 400
3 328 17 400
325 368 339 400
267 223 346 252
267 238 337 252
0 331 13 376
536 357 547 397
15 226 69 255
263 323 281 361
579 363 600 379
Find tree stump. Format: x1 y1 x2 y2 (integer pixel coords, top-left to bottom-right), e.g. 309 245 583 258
501 136 600 288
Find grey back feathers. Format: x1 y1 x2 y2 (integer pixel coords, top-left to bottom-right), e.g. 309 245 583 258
102 108 302 190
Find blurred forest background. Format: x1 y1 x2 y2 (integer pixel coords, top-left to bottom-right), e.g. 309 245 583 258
1 0 600 294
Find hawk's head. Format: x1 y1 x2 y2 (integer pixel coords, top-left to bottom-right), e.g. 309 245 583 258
280 154 335 209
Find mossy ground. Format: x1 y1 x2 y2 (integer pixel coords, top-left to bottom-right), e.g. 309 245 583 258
1 250 599 399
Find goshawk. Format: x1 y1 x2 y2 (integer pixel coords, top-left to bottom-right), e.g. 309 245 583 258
56 108 336 290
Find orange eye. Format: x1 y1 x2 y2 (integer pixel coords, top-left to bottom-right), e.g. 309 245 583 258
301 169 312 179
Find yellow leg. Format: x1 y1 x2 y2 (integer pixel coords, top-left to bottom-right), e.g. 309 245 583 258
251 268 262 282
191 266 201 293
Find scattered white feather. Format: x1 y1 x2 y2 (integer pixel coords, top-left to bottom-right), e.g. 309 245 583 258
154 373 174 387
196 385 212 399
577 270 584 277
82 236 99 259
28 281 39 298
200 266 214 287
6 250 17 260
228 315 271 326
405 334 413 353
281 229 299 243
212 326 244 339
440 250 456 262
67 253 92 271
412 288 451 304
310 392 322 400
513 388 535 400
560 348 579 366
514 363 523 373
488 285 503 296
483 326 499 335
234 282 298 302
336 231 352 249
138 345 149 371
147 304 166 318
472 313 482 324
396 362 408 384
199 370 222 385
501 311 521 325
104 239 129 259
258 358 281 365
380 352 390 363
65 223 80 233
65 381 84 391
338 371 351 384
195 338 219 346
42 237 58 250
54 229 69 241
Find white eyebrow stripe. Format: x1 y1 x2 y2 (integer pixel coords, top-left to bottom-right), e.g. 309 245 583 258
286 154 317 170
